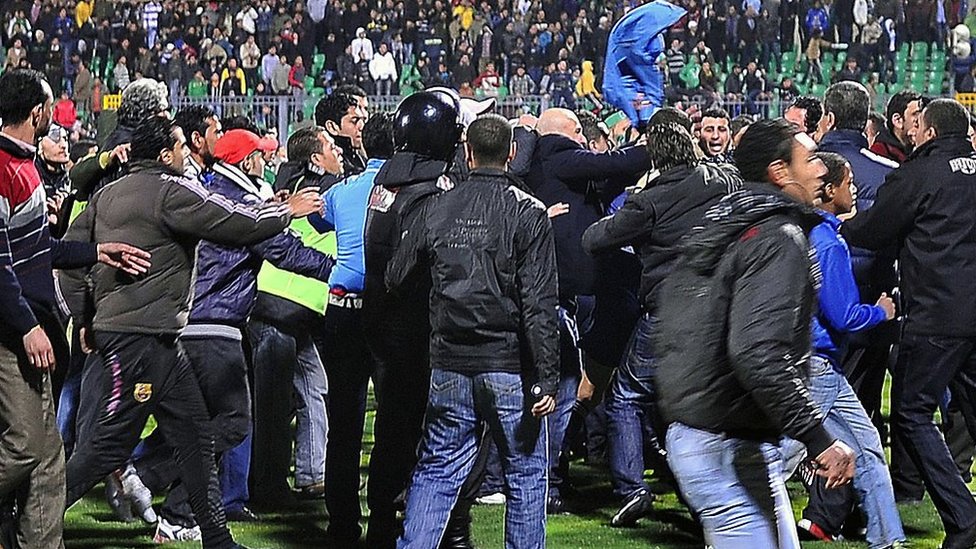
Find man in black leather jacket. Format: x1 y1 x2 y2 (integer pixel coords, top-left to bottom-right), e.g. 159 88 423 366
654 119 855 547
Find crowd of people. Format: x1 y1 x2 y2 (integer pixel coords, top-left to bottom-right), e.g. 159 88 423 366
2 0 975 127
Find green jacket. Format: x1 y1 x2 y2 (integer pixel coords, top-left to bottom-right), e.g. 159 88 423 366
256 173 335 314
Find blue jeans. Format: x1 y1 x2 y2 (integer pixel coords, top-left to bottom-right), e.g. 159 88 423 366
398 369 548 549
782 356 905 548
606 313 658 499
666 422 801 549
293 339 328 488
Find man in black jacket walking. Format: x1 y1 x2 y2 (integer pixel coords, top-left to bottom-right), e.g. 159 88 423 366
654 119 855 547
842 98 976 549
389 113 559 549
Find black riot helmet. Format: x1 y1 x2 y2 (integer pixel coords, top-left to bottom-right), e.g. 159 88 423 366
393 90 463 161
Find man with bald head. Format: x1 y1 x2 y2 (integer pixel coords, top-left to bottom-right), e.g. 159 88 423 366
525 107 650 513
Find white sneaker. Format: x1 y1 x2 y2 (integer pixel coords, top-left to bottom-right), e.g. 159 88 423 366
475 492 506 505
153 517 202 544
121 465 157 524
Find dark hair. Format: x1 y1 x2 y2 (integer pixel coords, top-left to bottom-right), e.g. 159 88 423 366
922 98 970 138
969 112 976 131
648 107 693 133
790 96 823 134
885 90 922 131
0 69 48 126
577 110 608 144
734 118 796 182
868 111 886 134
730 114 754 137
221 115 260 134
315 92 358 126
287 126 326 163
362 112 395 159
466 113 512 167
174 105 217 152
646 122 698 173
69 139 98 164
816 151 849 188
701 107 731 122
334 84 368 98
131 115 179 162
824 82 869 132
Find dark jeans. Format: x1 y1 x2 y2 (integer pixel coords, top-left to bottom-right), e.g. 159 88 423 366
321 305 373 541
399 370 548 549
144 336 251 527
247 318 324 502
549 306 583 500
65 332 234 549
606 313 658 500
890 333 976 533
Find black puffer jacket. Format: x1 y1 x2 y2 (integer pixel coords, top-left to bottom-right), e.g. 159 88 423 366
843 135 976 337
385 168 560 397
654 184 834 457
363 151 451 360
582 163 741 311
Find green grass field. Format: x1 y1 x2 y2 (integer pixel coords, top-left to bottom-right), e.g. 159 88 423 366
64 392 963 548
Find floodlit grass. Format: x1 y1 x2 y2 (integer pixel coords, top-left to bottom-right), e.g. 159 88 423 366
65 382 964 548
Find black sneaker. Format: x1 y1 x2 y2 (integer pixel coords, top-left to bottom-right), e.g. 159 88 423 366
546 495 567 515
942 520 976 549
610 489 655 527
226 507 260 522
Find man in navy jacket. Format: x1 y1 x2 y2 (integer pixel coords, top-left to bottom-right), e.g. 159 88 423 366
524 107 650 511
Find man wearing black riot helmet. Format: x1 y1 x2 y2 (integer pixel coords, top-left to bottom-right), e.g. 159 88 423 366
362 90 465 549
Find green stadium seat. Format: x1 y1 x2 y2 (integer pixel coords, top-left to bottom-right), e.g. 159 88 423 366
911 42 929 57
927 80 943 95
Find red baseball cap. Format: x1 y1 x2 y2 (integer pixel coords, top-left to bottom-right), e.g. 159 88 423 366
213 129 278 165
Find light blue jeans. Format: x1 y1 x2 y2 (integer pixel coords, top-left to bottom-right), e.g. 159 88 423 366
781 356 905 549
293 339 328 488
666 422 801 549
398 369 548 549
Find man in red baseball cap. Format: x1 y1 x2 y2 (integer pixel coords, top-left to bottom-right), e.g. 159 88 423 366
142 126 337 542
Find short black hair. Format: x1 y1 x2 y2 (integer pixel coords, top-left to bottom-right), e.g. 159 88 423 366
334 84 367 98
730 114 754 137
790 96 823 134
885 90 922 131
131 115 179 162
174 105 217 151
221 115 259 134
816 151 849 188
577 110 608 144
362 112 395 159
922 98 970 137
466 114 512 167
287 126 326 164
648 107 693 133
701 107 730 122
646 122 698 173
315 92 358 126
0 69 49 126
735 118 797 182
70 139 98 163
824 82 869 131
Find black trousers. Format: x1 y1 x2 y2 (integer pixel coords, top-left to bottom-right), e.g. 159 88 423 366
321 305 373 541
136 336 251 527
891 333 976 533
65 332 234 549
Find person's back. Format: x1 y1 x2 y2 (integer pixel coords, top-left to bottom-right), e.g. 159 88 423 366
844 99 976 337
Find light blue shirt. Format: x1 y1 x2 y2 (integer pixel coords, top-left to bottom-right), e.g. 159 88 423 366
309 158 384 292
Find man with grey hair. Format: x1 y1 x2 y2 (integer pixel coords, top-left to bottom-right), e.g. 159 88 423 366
70 78 171 200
